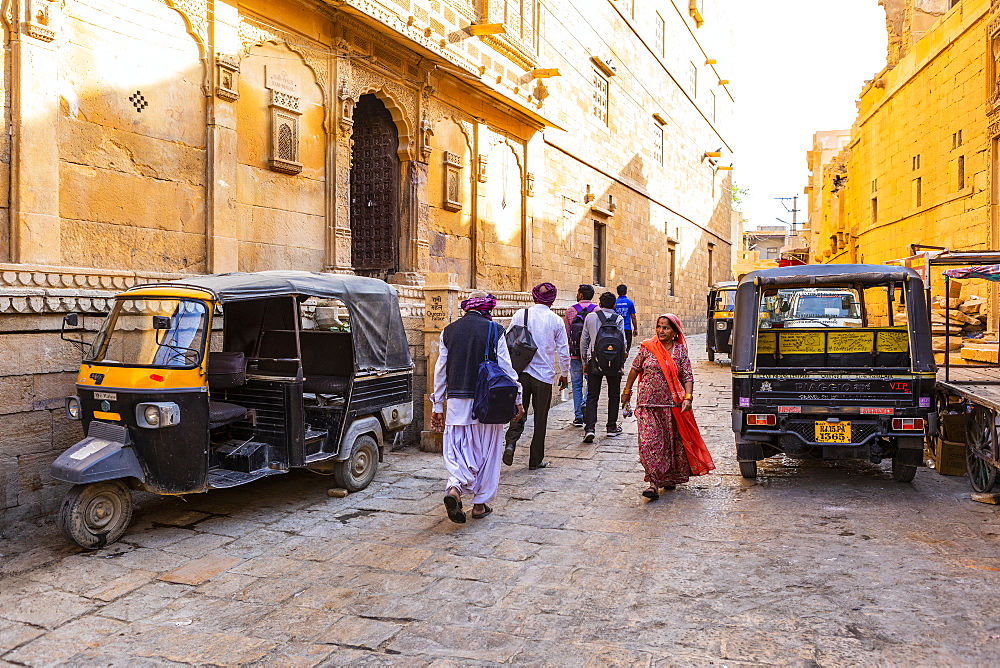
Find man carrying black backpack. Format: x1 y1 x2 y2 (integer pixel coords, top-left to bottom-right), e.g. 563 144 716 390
563 284 596 427
580 291 627 443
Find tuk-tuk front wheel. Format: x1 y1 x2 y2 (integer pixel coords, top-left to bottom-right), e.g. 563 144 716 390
334 434 379 492
59 480 133 550
738 461 758 479
707 350 715 362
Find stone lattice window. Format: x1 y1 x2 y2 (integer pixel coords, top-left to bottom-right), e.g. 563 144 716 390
269 90 303 175
443 151 463 212
593 69 609 124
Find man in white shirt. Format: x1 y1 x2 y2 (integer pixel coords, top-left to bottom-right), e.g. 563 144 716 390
581 291 627 442
503 282 570 470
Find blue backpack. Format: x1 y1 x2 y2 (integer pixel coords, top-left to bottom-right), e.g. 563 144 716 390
472 323 520 424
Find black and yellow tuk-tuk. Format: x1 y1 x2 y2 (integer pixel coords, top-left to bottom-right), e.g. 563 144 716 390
706 281 738 361
731 265 937 481
51 271 413 548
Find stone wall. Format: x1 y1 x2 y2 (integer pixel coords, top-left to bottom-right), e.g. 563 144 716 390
815 0 996 264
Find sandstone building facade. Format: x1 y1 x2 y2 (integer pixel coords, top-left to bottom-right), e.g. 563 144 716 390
810 0 997 264
0 0 734 520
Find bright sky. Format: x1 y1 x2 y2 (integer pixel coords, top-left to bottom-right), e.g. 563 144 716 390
730 0 888 232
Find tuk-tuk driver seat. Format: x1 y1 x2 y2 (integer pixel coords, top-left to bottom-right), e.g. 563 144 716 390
207 352 249 429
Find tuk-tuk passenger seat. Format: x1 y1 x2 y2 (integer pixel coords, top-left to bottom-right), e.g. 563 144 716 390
207 351 248 429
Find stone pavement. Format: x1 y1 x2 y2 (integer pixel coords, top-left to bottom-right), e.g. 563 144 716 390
1 334 1000 665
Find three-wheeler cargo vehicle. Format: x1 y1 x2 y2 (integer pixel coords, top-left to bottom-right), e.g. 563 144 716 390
706 281 738 362
732 265 937 481
52 271 414 548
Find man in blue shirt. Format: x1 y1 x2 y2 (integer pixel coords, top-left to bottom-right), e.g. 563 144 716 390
615 284 638 351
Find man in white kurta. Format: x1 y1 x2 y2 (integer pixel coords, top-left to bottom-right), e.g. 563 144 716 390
430 294 522 522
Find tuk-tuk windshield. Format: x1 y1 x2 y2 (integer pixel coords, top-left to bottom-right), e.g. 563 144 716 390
86 299 209 368
760 288 863 328
714 289 737 312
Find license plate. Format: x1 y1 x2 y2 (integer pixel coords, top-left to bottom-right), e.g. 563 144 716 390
815 421 851 443
94 392 117 401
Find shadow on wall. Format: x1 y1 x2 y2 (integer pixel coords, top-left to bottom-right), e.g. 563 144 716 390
544 151 732 336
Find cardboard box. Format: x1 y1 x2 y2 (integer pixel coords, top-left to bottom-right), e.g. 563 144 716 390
933 439 967 476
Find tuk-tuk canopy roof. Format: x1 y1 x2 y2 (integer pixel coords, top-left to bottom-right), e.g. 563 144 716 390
139 271 413 372
732 264 934 373
740 264 918 288
712 281 738 290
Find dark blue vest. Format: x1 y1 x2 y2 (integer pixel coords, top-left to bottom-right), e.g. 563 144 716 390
441 311 495 399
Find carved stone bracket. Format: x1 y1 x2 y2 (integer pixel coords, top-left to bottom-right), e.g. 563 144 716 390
420 112 433 163
25 0 56 42
216 53 240 102
477 154 488 183
338 80 355 136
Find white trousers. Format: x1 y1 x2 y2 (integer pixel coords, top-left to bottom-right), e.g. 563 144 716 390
442 423 504 504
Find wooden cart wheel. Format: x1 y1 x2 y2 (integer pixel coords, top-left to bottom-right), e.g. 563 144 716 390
966 405 998 493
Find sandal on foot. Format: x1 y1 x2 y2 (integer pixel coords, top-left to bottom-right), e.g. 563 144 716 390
472 504 493 519
444 494 466 523
641 487 659 500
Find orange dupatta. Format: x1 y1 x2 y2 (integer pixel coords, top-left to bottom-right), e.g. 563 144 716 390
638 314 715 476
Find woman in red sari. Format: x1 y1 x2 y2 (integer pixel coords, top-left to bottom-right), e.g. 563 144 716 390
621 313 714 499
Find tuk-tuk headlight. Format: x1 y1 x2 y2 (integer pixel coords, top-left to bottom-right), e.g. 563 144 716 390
136 402 181 429
716 321 728 330
65 396 81 421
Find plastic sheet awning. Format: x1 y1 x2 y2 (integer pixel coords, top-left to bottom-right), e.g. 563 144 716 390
943 265 1000 282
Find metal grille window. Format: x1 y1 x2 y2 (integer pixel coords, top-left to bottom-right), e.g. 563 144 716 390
655 13 665 56
652 122 664 165
593 221 606 286
688 62 698 97
667 243 676 296
593 69 609 124
958 155 966 190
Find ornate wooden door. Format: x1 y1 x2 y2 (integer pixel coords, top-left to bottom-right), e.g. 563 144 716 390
350 94 400 278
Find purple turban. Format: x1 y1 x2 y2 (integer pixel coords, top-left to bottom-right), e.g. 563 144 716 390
532 282 557 306
461 291 497 319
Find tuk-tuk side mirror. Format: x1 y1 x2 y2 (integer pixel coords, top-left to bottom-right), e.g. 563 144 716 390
152 315 172 330
64 313 79 328
60 312 91 354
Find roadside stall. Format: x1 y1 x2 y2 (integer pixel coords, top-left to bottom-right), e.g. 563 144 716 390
923 253 1000 493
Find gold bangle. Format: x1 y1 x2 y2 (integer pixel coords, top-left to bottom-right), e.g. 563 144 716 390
622 388 632 395
683 393 693 400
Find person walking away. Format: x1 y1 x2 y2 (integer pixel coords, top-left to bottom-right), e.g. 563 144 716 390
430 292 524 523
615 284 638 351
563 284 596 427
620 314 715 499
503 282 570 470
581 291 627 443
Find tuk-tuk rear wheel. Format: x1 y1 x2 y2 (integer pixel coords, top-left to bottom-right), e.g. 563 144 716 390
334 434 379 492
59 480 133 550
738 461 757 479
891 454 917 483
